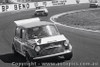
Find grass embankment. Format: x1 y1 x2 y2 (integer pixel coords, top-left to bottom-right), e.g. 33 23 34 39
57 9 100 30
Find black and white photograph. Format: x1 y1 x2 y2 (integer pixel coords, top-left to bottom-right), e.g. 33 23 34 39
0 0 99 67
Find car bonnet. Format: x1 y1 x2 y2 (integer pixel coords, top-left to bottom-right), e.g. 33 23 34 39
28 35 69 45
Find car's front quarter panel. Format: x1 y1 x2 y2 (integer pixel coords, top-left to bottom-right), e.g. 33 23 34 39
22 43 37 57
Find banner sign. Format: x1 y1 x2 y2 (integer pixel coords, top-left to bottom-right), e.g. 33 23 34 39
1 5 9 12
0 1 53 12
0 3 30 12
52 0 67 6
43 1 47 7
34 2 38 7
14 3 30 10
0 0 90 13
79 0 89 3
43 1 53 7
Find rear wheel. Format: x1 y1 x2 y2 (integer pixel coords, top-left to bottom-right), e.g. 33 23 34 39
12 44 19 56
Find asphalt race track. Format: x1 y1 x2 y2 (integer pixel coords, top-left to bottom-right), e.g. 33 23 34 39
0 4 100 67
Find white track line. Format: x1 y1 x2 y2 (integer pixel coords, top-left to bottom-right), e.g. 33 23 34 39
50 8 100 33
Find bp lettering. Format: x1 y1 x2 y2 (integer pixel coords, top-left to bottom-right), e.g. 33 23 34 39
2 5 9 12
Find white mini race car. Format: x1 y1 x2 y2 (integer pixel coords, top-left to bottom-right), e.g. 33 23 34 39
12 18 72 62
34 6 48 16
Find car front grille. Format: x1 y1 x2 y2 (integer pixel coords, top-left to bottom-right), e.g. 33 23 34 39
39 44 65 56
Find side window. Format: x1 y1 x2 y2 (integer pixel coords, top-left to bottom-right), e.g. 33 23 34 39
20 29 22 38
15 27 26 39
22 30 26 39
20 29 26 39
15 27 20 37
15 27 23 39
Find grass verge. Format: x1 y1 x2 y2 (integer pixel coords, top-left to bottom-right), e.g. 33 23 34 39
56 9 100 30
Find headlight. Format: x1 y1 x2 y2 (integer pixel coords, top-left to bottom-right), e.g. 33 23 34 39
64 41 69 46
35 46 41 52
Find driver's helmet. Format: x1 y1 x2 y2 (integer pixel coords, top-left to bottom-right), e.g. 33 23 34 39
28 27 42 39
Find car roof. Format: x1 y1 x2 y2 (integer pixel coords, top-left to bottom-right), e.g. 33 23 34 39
36 6 45 7
14 18 54 28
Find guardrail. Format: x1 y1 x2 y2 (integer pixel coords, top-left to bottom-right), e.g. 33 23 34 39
0 0 90 13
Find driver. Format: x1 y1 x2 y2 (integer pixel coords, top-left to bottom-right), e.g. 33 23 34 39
28 27 42 39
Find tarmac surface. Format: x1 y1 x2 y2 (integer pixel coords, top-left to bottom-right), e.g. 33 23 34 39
0 4 100 67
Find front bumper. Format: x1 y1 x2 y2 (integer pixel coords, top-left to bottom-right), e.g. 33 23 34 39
33 44 72 60
35 12 45 15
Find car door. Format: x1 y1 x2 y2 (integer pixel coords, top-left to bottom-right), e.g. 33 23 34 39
14 27 25 53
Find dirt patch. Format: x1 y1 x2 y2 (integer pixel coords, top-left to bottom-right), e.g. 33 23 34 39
56 9 100 30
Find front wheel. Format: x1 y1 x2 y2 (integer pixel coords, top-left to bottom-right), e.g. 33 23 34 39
25 51 32 63
63 52 73 60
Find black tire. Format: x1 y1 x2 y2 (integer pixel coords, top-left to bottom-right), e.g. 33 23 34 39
12 44 19 56
25 51 31 63
63 52 73 60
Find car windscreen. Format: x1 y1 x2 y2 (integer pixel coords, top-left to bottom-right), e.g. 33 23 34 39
27 25 60 39
36 6 45 9
36 11 44 12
